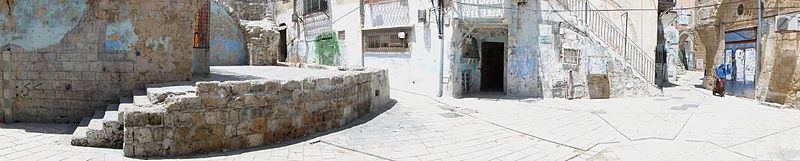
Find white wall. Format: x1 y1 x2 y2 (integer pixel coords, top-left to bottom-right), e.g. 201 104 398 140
363 0 454 97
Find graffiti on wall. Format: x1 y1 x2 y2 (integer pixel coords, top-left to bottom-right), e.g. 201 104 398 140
314 32 340 66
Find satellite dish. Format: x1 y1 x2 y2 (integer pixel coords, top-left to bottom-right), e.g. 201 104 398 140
398 32 406 39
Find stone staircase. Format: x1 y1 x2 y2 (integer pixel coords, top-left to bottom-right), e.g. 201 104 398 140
554 0 656 84
71 82 197 149
71 97 130 148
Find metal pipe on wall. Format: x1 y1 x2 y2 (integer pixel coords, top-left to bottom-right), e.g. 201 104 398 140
437 0 444 97
756 0 762 99
360 0 365 67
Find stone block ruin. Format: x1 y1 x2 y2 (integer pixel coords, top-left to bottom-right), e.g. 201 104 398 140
71 65 390 157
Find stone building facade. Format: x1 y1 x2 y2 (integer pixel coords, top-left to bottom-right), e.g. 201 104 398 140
693 0 800 106
272 0 659 98
0 0 204 123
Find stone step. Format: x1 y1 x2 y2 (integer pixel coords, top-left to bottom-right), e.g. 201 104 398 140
106 104 123 125
146 82 195 104
71 116 91 143
78 117 91 127
106 104 119 111
71 106 124 149
133 95 150 107
120 96 133 104
71 110 103 147
71 126 88 145
88 111 106 130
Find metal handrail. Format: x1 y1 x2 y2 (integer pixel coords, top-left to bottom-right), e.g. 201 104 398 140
556 0 655 83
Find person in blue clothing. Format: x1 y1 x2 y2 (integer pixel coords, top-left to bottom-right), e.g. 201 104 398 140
713 64 726 97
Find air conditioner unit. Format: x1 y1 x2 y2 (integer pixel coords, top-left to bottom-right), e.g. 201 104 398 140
776 14 800 32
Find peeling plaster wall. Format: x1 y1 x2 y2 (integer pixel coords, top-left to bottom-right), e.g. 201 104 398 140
532 0 654 98
0 0 203 123
506 0 543 97
210 1 247 65
451 29 508 97
0 1 87 50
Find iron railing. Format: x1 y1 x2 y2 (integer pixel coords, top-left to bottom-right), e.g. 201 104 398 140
453 0 504 18
556 0 655 83
365 0 410 28
193 1 210 48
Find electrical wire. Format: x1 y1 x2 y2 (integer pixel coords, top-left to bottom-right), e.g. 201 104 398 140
452 0 800 12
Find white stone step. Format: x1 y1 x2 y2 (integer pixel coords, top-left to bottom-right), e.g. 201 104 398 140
88 118 104 131
118 103 135 122
71 126 88 144
133 95 150 107
146 84 195 104
73 107 124 149
103 110 120 123
71 116 92 146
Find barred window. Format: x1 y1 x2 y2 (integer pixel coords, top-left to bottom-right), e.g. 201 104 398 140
561 48 581 69
193 1 209 48
363 28 410 52
304 0 328 14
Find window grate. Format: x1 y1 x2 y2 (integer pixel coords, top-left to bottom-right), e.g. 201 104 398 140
561 48 581 69
194 1 210 48
366 0 409 28
304 0 328 14
363 28 410 52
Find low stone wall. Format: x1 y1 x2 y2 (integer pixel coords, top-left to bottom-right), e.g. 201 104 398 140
122 68 389 157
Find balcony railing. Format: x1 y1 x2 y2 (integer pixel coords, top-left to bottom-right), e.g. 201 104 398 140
454 0 504 19
364 0 410 28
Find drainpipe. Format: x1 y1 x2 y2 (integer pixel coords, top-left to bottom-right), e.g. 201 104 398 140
437 0 445 97
756 0 762 99
360 0 365 67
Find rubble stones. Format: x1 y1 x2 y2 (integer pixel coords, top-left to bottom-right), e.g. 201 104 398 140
246 26 280 66
123 68 389 157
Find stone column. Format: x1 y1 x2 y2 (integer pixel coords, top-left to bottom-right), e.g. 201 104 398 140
193 48 210 76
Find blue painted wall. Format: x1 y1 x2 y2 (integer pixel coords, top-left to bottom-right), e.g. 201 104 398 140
209 1 246 65
104 4 137 52
0 1 87 50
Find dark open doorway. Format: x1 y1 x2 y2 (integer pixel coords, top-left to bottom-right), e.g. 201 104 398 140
480 42 504 92
278 29 288 62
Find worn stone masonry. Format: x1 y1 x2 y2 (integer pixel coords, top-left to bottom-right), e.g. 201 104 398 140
122 67 389 157
246 26 280 66
0 0 203 123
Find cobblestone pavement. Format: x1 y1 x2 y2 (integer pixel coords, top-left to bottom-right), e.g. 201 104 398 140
2 71 800 160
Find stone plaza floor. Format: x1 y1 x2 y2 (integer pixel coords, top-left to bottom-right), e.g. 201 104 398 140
2 71 800 160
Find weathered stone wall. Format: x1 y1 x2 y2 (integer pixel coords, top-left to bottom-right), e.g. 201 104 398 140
122 68 389 157
222 0 272 21
210 1 247 65
0 0 202 123
246 26 280 66
694 0 800 106
525 0 655 99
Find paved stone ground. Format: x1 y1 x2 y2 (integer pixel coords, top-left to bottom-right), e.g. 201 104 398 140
2 71 800 160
